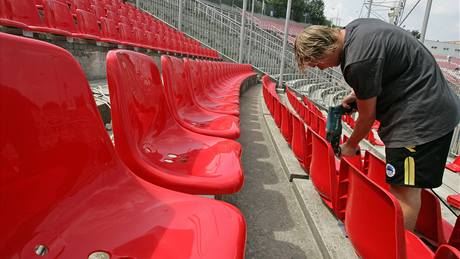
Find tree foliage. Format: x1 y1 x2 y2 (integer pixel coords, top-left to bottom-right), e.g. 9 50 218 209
304 0 327 25
266 0 327 24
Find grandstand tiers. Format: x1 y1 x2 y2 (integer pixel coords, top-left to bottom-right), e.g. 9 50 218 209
0 0 459 258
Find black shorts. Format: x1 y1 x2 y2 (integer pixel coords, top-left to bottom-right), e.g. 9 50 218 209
385 131 454 188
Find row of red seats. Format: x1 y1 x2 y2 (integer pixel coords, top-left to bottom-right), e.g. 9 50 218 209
0 0 220 58
108 50 255 195
0 32 253 258
262 77 460 258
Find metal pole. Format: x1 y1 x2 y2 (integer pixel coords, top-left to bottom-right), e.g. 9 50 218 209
247 0 256 62
367 0 373 18
135 0 139 8
420 0 432 43
238 0 248 63
262 0 265 15
178 0 183 30
278 0 292 88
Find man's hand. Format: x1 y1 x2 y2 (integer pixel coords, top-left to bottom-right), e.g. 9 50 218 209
342 90 357 110
340 141 360 156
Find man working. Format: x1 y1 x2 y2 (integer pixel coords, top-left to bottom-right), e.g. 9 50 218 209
294 18 460 231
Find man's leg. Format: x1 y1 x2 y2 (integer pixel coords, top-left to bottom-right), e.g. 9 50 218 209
389 185 421 231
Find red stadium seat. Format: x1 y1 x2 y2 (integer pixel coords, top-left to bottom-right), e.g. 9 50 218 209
450 217 460 250
74 9 100 40
99 17 121 44
416 190 454 246
281 104 293 144
0 32 246 259
184 59 240 116
309 129 339 209
363 151 453 246
434 245 460 259
106 50 244 195
343 158 434 259
447 194 460 209
363 151 388 189
291 115 309 171
446 156 460 173
161 56 241 139
273 97 282 128
118 22 135 45
43 0 77 35
0 0 67 35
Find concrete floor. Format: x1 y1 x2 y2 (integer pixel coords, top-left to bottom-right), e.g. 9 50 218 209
223 85 326 259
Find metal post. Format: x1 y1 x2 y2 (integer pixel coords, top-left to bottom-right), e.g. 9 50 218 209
420 0 433 43
278 0 292 88
135 0 139 8
238 0 248 63
262 0 265 16
178 0 183 30
367 0 373 18
247 0 256 62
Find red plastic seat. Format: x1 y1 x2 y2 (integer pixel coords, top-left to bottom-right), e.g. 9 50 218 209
367 129 385 146
193 61 240 105
0 32 246 259
281 104 293 144
43 0 77 35
450 217 460 250
434 245 460 259
343 158 434 259
446 156 460 173
447 194 460 209
364 151 388 190
161 56 240 139
309 129 339 209
106 50 244 195
0 0 66 35
273 97 282 128
74 9 100 40
118 22 136 45
99 17 121 44
185 59 240 116
291 115 308 170
363 151 453 246
416 190 454 246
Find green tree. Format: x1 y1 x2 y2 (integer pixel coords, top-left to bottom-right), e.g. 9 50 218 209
304 0 327 25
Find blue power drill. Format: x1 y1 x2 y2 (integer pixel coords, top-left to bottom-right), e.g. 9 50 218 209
326 102 357 156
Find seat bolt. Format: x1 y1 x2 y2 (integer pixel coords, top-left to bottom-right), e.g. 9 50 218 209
88 251 111 259
34 245 48 256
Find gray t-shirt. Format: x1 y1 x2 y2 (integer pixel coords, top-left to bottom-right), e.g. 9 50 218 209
340 18 460 148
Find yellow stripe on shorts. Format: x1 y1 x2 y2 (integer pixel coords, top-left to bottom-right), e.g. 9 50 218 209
404 157 415 185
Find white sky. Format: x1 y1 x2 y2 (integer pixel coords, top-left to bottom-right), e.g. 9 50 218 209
323 0 460 41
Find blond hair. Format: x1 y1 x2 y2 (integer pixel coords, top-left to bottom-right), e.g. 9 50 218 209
294 26 340 70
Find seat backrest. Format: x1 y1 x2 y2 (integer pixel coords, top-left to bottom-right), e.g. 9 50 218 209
184 58 208 102
344 158 406 259
44 0 77 32
434 244 460 259
416 189 452 245
280 104 293 144
309 129 337 203
100 17 118 40
2 0 43 27
161 55 198 115
450 216 460 250
291 115 306 164
76 9 100 36
365 151 389 190
106 50 173 177
0 32 117 256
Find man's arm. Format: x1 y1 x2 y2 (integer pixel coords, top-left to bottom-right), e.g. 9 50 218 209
340 96 377 156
